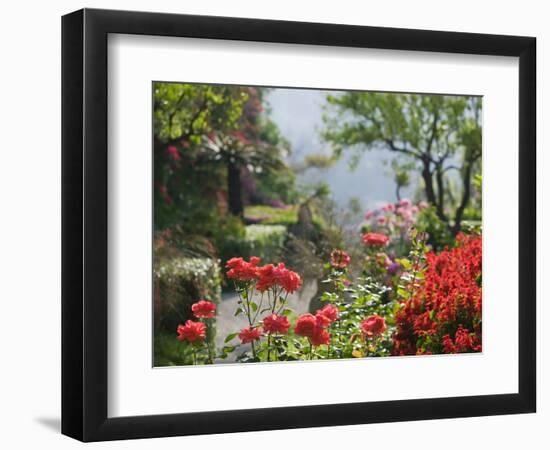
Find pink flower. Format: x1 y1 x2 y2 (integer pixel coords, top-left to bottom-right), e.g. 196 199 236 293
330 249 351 268
376 252 392 268
167 145 181 161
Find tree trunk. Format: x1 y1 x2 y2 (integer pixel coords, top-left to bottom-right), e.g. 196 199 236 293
451 162 473 236
227 161 243 217
421 159 447 223
395 184 401 202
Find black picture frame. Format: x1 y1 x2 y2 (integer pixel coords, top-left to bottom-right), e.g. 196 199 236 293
62 8 536 442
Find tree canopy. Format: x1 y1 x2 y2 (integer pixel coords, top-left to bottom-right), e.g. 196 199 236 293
322 92 481 234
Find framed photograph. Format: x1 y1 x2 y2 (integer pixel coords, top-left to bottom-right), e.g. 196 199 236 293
62 8 536 442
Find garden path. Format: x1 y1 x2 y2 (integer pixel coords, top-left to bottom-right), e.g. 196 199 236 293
215 279 318 362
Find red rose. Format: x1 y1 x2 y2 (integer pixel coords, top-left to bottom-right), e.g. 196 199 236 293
362 232 390 247
256 262 302 293
310 327 331 346
191 300 217 319
263 313 291 335
330 249 351 268
177 320 206 343
361 315 386 337
294 314 318 338
226 256 261 281
279 268 302 293
238 326 262 344
315 304 339 326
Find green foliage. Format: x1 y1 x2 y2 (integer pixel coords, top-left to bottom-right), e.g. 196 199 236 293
154 256 221 341
153 82 295 230
245 205 298 225
415 206 453 251
241 225 287 261
154 82 246 143
322 92 482 232
154 331 195 366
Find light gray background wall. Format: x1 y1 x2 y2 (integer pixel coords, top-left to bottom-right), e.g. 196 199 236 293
0 1 546 448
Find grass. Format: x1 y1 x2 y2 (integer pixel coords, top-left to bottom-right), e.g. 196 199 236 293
244 204 298 226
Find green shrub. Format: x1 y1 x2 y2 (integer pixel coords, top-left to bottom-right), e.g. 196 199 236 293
215 215 247 268
415 206 454 251
154 256 221 344
244 205 298 226
154 331 195 366
240 224 287 262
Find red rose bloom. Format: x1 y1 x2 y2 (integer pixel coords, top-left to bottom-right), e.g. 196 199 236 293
330 249 351 268
310 327 331 346
177 320 206 343
263 313 291 335
280 268 302 293
256 262 302 293
362 232 390 247
238 326 262 344
315 304 339 326
191 300 217 319
294 313 318 338
361 315 386 337
226 256 261 281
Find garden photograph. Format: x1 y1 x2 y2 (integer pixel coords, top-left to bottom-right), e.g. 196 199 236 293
153 82 482 366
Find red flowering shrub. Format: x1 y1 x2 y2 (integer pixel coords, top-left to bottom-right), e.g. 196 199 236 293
191 300 217 319
361 315 386 337
238 326 262 344
177 320 207 343
392 233 482 355
362 232 390 247
262 314 291 335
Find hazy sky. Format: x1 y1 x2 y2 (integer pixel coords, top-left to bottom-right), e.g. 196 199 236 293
266 88 416 211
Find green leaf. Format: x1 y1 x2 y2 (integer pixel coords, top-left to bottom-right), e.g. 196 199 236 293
249 302 258 312
224 332 239 343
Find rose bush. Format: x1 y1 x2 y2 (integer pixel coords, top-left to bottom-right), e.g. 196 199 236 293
176 228 482 364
